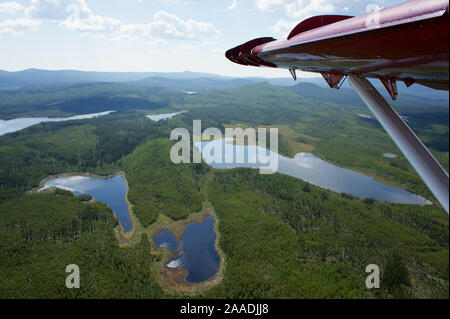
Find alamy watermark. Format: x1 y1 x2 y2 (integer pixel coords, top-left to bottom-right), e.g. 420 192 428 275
366 264 380 289
169 120 279 174
66 264 80 289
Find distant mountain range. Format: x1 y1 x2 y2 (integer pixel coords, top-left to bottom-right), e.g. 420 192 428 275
0 69 448 105
0 69 290 89
127 76 260 92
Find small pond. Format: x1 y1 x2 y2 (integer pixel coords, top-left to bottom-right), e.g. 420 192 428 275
154 216 220 284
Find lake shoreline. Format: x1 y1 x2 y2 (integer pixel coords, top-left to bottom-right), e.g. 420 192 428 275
34 171 228 294
151 201 225 295
35 171 137 239
0 111 115 136
196 138 431 206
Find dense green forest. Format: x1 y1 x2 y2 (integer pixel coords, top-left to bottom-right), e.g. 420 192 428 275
0 80 448 298
179 83 449 198
0 112 170 200
0 193 164 298
122 138 205 227
203 169 448 298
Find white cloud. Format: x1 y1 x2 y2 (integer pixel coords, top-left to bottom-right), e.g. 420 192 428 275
256 0 287 11
256 0 336 19
0 0 220 41
0 17 41 35
0 1 24 15
118 10 219 40
285 0 335 20
60 13 122 33
264 0 337 38
25 0 91 20
269 18 297 37
22 0 113 34
227 0 238 10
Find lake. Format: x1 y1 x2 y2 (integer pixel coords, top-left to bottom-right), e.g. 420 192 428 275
147 112 181 121
0 111 115 136
154 216 220 284
41 174 133 233
195 138 430 206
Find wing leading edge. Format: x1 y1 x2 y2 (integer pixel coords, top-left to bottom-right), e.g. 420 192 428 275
226 0 449 99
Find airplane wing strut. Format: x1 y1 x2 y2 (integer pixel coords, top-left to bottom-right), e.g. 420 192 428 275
349 75 449 212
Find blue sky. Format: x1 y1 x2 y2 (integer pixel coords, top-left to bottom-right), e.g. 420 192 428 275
1 0 405 77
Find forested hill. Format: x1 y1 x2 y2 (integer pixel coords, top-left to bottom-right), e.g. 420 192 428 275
0 75 448 298
1 69 448 104
0 69 230 88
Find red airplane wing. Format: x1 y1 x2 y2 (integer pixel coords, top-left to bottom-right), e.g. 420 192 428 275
226 0 449 98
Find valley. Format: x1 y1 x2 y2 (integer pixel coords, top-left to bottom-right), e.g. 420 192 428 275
0 72 448 299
